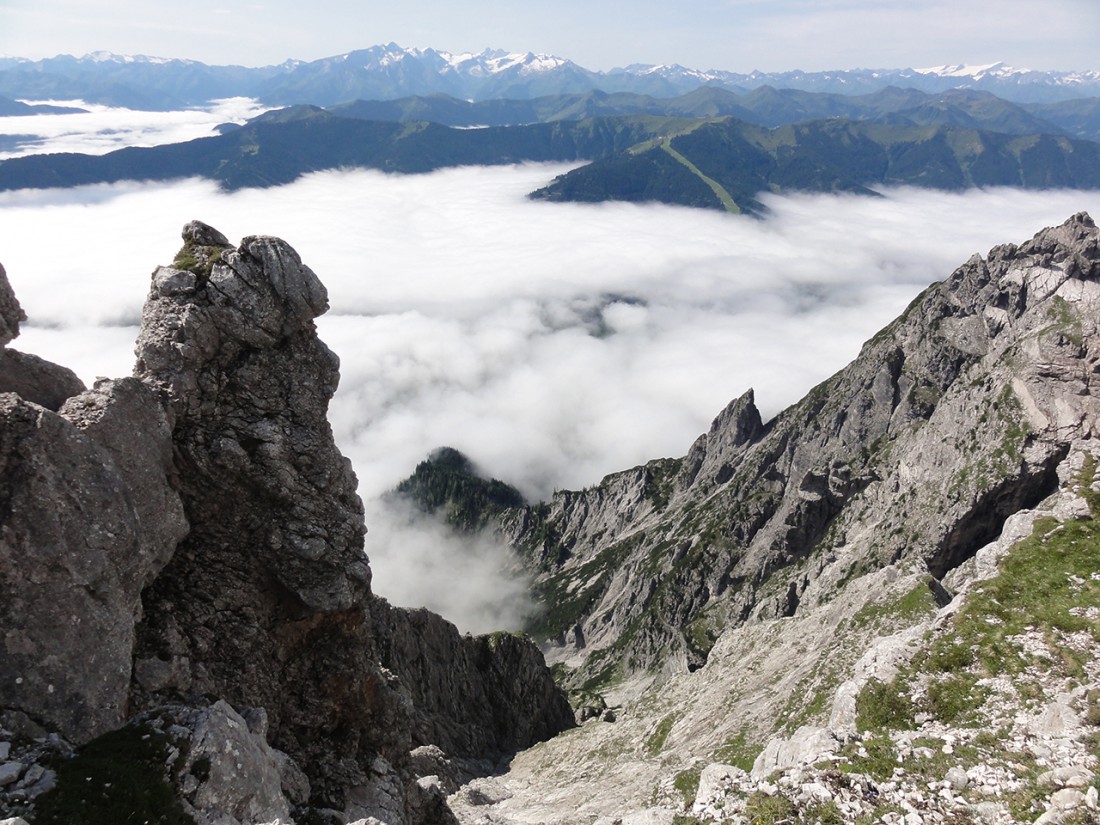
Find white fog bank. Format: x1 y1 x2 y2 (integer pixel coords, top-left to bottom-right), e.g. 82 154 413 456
2 163 1099 631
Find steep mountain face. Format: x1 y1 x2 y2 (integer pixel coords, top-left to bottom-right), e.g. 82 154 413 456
0 223 572 824
487 213 1100 692
259 44 602 107
426 213 1100 825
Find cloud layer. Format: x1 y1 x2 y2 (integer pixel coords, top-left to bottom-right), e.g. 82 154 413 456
0 97 267 159
2 157 1099 631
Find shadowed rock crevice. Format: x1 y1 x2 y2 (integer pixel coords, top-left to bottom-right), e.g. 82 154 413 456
928 442 1067 579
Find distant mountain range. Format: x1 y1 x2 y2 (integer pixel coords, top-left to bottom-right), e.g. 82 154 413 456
2 106 1099 215
530 119 1100 214
319 86 1100 143
0 45 1097 109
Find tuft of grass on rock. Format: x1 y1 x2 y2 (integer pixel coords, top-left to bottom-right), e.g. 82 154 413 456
645 713 678 757
744 791 796 824
855 677 916 733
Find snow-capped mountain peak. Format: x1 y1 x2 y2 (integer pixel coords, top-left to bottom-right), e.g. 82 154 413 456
81 51 190 66
916 61 1025 79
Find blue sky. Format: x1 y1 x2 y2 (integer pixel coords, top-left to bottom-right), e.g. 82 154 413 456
1 0 1097 72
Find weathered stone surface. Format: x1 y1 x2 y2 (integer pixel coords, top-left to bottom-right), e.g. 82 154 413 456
0 264 25 348
751 726 837 778
131 223 405 804
130 222 572 816
0 379 184 743
0 765 20 788
0 222 573 824
170 701 294 825
372 603 575 761
1039 766 1095 789
446 215 1100 824
60 378 188 583
0 349 85 411
496 212 1100 687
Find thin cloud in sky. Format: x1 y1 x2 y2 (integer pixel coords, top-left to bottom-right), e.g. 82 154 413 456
0 0 1095 71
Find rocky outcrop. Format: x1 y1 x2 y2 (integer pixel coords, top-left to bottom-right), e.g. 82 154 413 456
125 221 572 813
0 350 85 412
0 264 84 411
0 344 186 742
0 264 23 348
0 223 572 824
444 215 1100 825
496 213 1100 687
372 602 575 765
129 222 398 805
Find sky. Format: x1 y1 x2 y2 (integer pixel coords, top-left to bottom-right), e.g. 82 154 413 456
1 0 1098 73
2 107 1099 630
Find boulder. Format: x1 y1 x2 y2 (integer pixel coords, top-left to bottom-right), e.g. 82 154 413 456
0 350 85 411
0 378 185 743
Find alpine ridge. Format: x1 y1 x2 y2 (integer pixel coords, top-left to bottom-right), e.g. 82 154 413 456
504 212 1100 687
0 47 1098 108
406 213 1100 824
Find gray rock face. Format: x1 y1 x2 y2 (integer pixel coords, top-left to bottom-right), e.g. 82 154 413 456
161 701 296 825
502 212 1100 685
372 603 575 762
0 262 85 410
0 221 573 822
130 222 572 812
0 378 185 743
131 222 404 802
0 350 85 411
0 264 25 348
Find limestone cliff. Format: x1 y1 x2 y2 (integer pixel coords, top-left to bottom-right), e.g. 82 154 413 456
0 224 572 825
437 215 1100 825
497 213 1100 692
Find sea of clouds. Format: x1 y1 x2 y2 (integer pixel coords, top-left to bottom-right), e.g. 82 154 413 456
0 97 266 159
3 102 1100 631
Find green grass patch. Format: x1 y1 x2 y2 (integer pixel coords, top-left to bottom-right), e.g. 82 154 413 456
712 730 763 773
839 735 899 782
661 140 741 213
855 677 916 732
850 579 938 632
646 713 679 757
673 765 703 808
743 791 796 824
172 243 226 279
804 800 845 825
926 673 990 725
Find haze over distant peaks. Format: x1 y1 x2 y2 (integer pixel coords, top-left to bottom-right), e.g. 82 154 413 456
0 45 1098 108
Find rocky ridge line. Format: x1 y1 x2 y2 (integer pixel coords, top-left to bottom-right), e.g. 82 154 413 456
494 212 1100 693
442 215 1100 824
